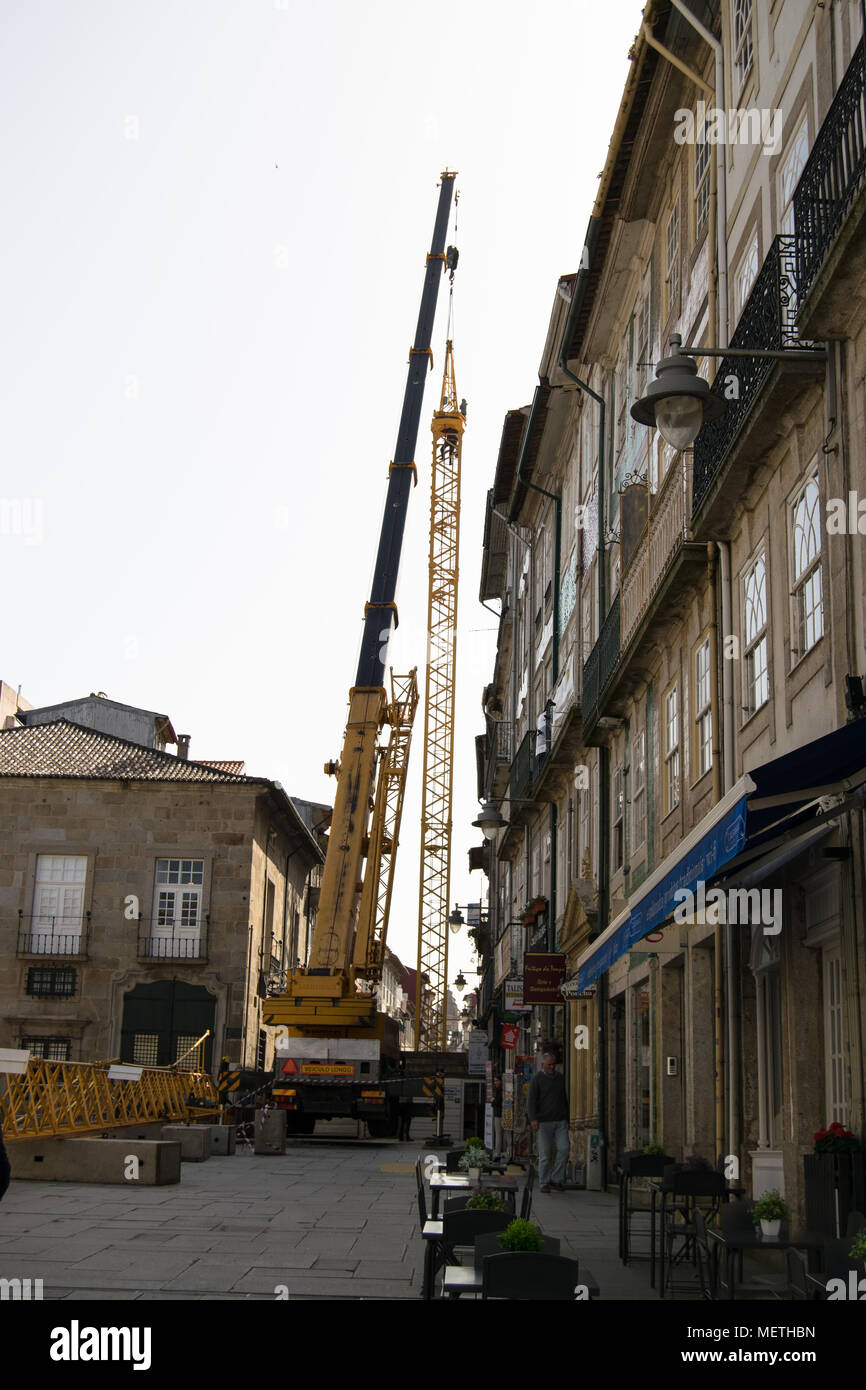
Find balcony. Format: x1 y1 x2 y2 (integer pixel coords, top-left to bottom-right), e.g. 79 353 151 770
16 913 90 958
794 36 866 336
692 235 823 532
508 729 535 802
137 916 209 962
621 459 691 651
581 592 621 742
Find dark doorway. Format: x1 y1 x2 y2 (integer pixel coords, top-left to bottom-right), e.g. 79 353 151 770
120 979 215 1072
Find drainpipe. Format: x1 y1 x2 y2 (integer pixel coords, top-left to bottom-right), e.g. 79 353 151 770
558 215 609 1175
515 389 561 684
708 542 725 1164
668 0 729 344
719 538 738 1162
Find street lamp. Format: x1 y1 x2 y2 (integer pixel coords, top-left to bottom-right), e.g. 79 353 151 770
448 901 486 932
473 797 540 840
631 333 826 450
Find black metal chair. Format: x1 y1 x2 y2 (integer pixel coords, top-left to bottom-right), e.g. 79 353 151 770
445 1148 466 1172
519 1161 537 1221
415 1155 444 1300
439 1209 513 1297
482 1252 580 1300
693 1208 718 1300
662 1170 727 1297
786 1247 811 1301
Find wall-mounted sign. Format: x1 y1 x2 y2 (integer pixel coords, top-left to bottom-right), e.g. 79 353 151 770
523 952 566 1003
504 977 531 1014
500 1023 520 1050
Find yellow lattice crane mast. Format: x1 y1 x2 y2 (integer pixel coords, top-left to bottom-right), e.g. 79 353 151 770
415 341 465 1050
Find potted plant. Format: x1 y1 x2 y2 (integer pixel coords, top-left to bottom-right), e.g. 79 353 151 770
804 1121 865 1237
466 1192 506 1212
459 1141 492 1183
752 1189 789 1239
497 1218 545 1252
849 1228 866 1270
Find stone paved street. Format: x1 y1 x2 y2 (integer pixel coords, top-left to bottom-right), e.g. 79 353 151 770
0 1141 652 1300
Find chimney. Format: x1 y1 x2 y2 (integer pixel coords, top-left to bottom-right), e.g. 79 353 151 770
177 734 190 761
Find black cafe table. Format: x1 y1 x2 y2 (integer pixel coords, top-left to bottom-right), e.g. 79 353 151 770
428 1170 520 1219
707 1226 827 1300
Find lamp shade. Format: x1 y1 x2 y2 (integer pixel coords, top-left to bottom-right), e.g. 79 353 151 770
631 334 725 449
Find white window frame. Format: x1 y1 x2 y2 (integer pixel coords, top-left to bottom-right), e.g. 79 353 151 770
733 229 759 321
778 114 809 237
663 682 680 816
152 858 204 955
733 0 754 96
823 943 848 1126
693 635 713 778
791 475 824 662
743 551 769 716
32 855 87 953
612 761 624 873
694 126 711 236
665 198 680 318
632 727 647 851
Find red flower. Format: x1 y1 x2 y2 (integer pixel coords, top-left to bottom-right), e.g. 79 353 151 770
814 1128 827 1141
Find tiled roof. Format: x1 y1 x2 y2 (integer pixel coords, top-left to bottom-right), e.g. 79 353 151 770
0 720 251 783
198 759 246 775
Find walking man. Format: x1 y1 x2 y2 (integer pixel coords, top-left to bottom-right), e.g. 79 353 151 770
527 1052 569 1192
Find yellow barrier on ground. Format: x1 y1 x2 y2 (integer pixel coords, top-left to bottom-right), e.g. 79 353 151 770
0 1038 220 1140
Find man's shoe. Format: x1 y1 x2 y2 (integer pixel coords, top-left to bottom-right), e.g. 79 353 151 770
552 1183 565 1192
540 1184 551 1193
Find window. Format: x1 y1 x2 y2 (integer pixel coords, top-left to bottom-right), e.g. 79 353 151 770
632 728 647 850
693 636 713 778
152 859 204 957
21 1036 71 1061
791 477 823 659
26 966 76 998
665 199 680 318
778 115 809 237
31 855 87 953
580 760 592 879
750 928 782 1149
733 230 759 320
743 552 769 715
615 350 627 456
633 291 650 405
612 763 624 873
133 1034 160 1067
694 127 711 236
175 1034 201 1071
663 682 680 815
733 0 754 94
823 945 847 1125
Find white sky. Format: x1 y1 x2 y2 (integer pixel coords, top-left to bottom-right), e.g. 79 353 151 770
1 0 641 982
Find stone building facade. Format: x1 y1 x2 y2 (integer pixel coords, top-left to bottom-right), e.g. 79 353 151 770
0 695 323 1074
476 0 866 1213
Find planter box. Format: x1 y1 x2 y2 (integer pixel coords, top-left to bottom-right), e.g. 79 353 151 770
804 1152 866 1237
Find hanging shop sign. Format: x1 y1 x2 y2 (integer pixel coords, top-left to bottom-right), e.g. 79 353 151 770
523 952 566 1003
500 1022 521 1050
504 977 531 1014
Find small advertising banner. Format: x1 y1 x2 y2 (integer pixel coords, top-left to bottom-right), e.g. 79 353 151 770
484 1102 494 1150
485 1059 493 1103
468 1029 489 1075
504 977 531 1014
500 1022 520 1050
523 952 566 1003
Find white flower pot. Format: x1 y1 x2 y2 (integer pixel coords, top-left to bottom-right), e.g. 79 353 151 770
468 1167 480 1184
760 1219 781 1238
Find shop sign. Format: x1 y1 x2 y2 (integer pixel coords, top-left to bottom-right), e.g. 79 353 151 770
523 952 566 1003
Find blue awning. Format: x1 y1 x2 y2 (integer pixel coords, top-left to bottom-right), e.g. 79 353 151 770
577 789 748 992
576 717 866 994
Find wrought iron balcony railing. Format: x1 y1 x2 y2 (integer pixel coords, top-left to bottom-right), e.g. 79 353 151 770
620 458 688 652
491 718 514 764
693 235 809 515
581 591 621 728
794 36 866 302
137 917 209 960
508 729 534 802
16 913 91 957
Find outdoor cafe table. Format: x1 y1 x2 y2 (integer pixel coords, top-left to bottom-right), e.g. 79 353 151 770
428 1171 520 1218
706 1226 827 1300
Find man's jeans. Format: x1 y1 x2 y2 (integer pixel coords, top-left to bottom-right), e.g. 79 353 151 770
536 1120 569 1186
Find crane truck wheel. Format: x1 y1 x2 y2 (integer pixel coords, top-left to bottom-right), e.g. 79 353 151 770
365 1114 399 1139
285 1113 316 1136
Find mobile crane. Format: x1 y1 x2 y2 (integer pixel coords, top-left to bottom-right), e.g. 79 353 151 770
262 173 458 1136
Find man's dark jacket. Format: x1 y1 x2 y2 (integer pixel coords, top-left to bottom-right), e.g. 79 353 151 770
527 1069 568 1123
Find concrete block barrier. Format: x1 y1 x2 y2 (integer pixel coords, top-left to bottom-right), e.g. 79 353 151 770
160 1124 211 1161
7 1137 182 1185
